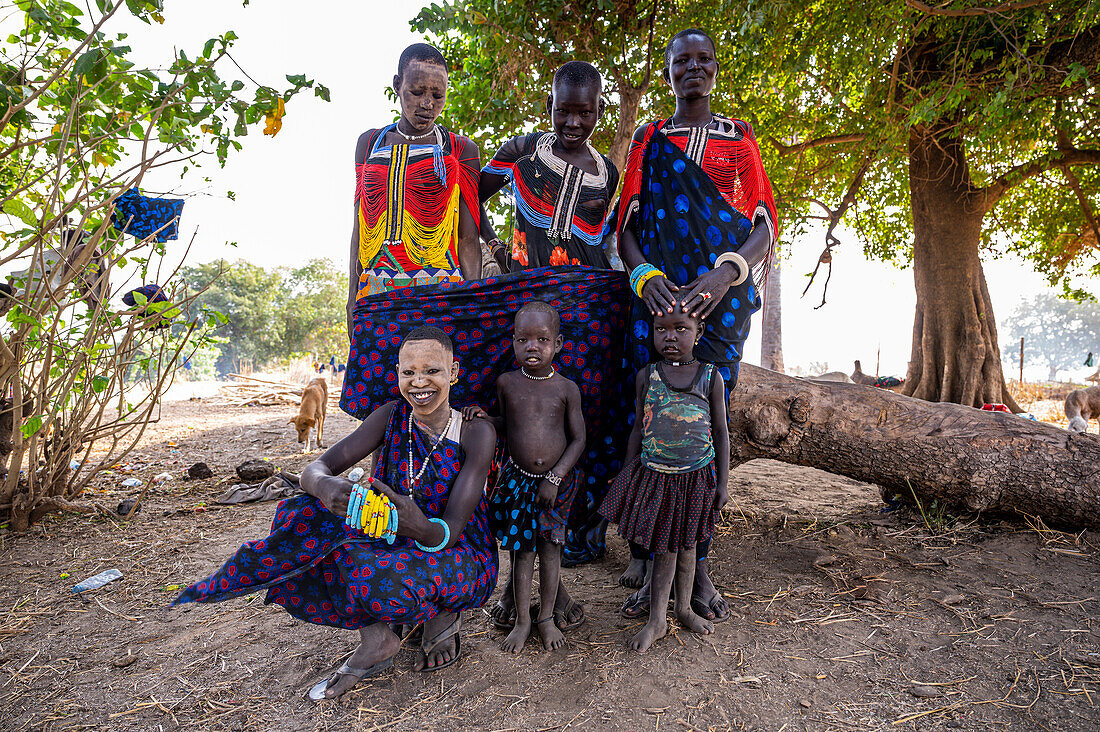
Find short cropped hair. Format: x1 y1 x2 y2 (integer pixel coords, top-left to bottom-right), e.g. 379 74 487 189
664 28 717 69
397 43 447 77
515 300 561 334
553 61 602 93
402 325 453 353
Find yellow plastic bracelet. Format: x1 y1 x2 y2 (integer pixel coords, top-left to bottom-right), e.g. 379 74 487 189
375 500 387 537
363 491 378 532
369 493 383 536
635 268 664 297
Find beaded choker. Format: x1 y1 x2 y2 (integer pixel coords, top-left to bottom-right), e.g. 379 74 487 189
663 358 698 367
396 121 438 142
521 367 555 381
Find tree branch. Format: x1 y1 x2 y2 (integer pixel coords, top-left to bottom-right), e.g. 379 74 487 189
904 0 1053 18
978 147 1100 210
768 133 867 156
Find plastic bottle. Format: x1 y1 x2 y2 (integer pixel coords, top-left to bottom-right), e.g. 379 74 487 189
72 568 123 593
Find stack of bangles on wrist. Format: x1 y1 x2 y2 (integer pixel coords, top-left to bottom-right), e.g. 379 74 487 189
345 479 398 544
629 263 666 298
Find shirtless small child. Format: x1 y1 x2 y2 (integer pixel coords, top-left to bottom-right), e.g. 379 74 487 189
464 301 586 652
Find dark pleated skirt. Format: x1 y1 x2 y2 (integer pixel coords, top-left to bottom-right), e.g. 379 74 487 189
599 457 716 554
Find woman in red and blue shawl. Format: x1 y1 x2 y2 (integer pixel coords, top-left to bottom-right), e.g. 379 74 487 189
176 328 498 700
479 62 633 586
615 29 779 623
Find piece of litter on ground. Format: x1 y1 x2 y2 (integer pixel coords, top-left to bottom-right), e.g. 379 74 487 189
120 478 142 488
909 684 943 698
72 568 123 593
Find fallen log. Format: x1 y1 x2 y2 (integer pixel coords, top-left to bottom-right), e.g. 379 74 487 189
729 364 1100 529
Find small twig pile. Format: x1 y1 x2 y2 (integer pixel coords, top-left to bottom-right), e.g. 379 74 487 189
219 374 304 407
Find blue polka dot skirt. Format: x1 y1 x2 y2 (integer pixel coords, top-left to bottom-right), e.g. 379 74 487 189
490 460 579 552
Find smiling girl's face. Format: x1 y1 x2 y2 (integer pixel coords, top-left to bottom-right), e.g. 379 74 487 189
397 339 457 418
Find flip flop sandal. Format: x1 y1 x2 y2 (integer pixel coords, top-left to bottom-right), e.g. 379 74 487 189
307 656 393 702
554 598 586 632
393 623 424 644
487 600 516 631
690 592 731 623
418 613 462 672
620 591 650 619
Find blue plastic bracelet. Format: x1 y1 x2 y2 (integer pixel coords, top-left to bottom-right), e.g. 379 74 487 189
629 263 657 293
345 483 361 527
415 517 449 552
385 502 398 544
348 484 364 529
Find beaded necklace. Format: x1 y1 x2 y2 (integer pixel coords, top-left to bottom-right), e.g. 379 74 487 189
521 367 555 381
396 120 438 142
405 411 454 495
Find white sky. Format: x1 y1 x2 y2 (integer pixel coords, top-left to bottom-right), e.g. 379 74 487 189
113 1 1077 382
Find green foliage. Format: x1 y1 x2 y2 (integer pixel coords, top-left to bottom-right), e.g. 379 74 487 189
414 1 1099 288
1004 293 1100 378
0 1 326 529
180 258 346 374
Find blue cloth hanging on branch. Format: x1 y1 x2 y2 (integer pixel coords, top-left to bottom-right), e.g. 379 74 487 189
111 189 185 242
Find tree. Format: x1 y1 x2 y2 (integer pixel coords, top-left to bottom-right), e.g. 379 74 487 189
1004 293 1100 381
729 364 1100 529
416 1 1100 411
738 1 1100 410
760 255 784 372
278 258 346 360
412 1 736 170
181 257 347 374
181 260 284 374
0 1 324 529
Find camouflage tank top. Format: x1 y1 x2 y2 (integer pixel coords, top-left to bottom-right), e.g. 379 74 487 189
640 362 715 474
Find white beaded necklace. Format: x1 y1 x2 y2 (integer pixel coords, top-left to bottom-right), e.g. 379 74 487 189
396 120 438 142
406 411 454 494
521 367 555 381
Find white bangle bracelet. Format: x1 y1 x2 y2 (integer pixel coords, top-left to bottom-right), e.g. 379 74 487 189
714 252 750 287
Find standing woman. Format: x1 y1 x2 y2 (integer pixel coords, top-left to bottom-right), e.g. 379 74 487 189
616 28 778 622
345 43 481 338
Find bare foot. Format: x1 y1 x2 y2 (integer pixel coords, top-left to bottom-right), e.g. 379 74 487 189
618 558 648 589
675 604 714 635
323 626 401 698
501 620 530 654
629 615 668 653
535 617 566 650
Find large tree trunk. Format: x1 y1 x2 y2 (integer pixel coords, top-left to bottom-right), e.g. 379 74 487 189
608 83 646 172
903 124 1020 411
730 364 1100 528
760 256 784 372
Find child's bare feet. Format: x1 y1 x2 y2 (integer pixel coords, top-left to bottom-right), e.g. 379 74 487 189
630 615 668 653
674 604 714 635
501 620 530 653
535 617 566 650
618 557 647 588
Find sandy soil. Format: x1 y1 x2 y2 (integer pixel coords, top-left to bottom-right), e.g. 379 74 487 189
1 390 1098 731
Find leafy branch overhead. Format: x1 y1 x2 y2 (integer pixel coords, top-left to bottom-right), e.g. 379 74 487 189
0 0 328 529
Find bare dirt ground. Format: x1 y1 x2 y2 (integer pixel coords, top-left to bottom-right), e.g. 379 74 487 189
2 387 1099 731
